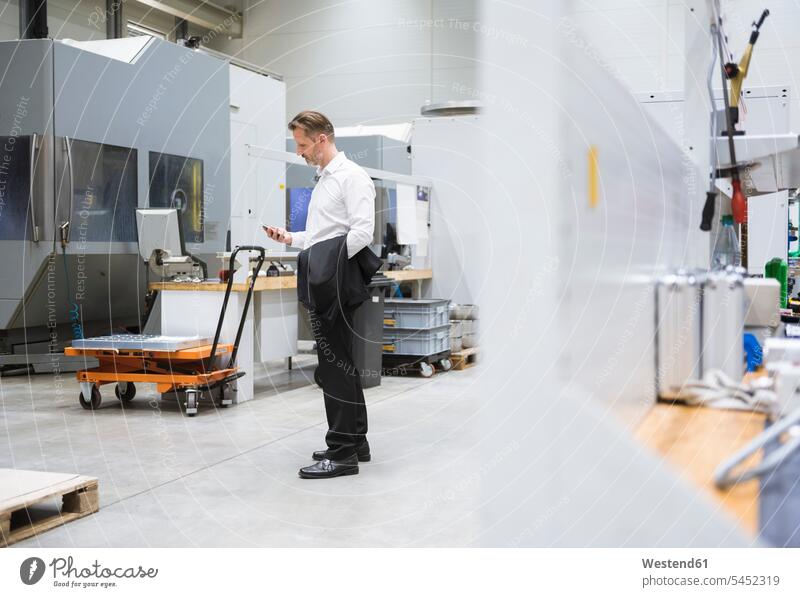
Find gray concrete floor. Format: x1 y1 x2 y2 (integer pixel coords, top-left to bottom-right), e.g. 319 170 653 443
1 356 484 547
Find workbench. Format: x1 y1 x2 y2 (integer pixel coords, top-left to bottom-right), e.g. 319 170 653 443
635 403 766 535
148 268 433 293
382 268 433 298
146 269 433 403
147 277 297 404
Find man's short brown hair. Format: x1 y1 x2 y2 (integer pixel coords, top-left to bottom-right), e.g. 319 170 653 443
288 110 335 141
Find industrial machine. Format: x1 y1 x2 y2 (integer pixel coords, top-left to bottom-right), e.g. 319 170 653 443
0 36 232 373
721 9 770 135
713 7 770 225
136 208 206 281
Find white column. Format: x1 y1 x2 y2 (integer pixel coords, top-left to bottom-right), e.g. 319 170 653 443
254 288 298 362
684 0 716 268
159 290 254 404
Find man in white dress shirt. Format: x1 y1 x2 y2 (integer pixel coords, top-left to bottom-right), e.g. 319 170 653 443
264 111 376 479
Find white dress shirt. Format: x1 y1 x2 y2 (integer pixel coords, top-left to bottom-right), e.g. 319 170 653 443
290 151 376 259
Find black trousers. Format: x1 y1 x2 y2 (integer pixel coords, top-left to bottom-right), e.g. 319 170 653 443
309 307 368 460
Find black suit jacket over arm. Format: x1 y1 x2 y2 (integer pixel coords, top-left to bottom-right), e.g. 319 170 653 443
297 235 383 327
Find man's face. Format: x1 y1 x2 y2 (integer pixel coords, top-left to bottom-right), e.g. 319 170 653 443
293 129 325 166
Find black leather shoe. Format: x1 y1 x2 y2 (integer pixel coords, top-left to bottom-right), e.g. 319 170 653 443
313 445 371 462
299 455 359 479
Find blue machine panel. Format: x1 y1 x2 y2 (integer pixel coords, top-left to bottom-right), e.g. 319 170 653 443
288 187 313 232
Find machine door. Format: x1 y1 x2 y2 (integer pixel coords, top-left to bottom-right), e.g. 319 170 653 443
0 134 52 243
54 137 138 253
148 151 204 245
0 40 56 329
0 132 58 326
23 136 145 333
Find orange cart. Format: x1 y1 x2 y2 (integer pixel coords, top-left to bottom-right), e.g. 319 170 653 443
65 246 265 416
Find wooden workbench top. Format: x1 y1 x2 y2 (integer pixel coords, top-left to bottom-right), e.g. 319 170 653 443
635 403 766 535
148 269 433 292
382 268 433 281
150 276 297 292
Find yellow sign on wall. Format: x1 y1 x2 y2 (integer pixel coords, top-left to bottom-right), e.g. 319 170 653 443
588 146 599 209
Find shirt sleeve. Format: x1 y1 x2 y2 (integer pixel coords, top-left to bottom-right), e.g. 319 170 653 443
344 172 376 259
290 230 306 250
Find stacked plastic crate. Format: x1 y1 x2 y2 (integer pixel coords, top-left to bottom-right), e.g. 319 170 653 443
382 299 452 377
450 304 478 346
449 304 479 369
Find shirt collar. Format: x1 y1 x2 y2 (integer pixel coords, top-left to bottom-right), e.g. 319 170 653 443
319 151 347 176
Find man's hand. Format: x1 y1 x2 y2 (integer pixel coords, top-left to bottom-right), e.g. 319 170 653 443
263 225 292 245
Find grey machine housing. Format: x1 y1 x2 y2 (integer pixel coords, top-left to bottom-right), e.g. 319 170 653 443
0 37 230 364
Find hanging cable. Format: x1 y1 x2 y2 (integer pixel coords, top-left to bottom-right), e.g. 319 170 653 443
60 244 84 340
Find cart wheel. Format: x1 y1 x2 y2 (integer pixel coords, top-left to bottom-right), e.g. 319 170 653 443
218 385 232 408
439 358 453 372
79 385 102 410
420 362 435 378
184 389 198 417
114 382 136 403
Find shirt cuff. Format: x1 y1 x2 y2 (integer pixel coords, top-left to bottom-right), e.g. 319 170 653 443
290 231 305 249
346 231 370 259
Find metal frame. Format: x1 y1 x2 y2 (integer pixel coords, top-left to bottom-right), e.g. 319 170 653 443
209 245 265 370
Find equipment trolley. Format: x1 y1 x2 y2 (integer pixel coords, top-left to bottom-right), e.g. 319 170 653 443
65 246 265 416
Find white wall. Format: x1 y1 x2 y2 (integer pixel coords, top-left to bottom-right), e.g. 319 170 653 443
206 0 478 127
537 1 800 130
412 115 485 305
228 65 287 251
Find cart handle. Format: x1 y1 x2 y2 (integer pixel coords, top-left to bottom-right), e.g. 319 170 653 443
208 246 266 371
204 370 247 392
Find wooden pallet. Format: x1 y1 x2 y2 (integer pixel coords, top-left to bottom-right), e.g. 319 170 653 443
451 347 478 370
0 469 99 547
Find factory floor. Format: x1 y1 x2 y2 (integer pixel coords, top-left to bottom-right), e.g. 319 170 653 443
1 355 482 547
